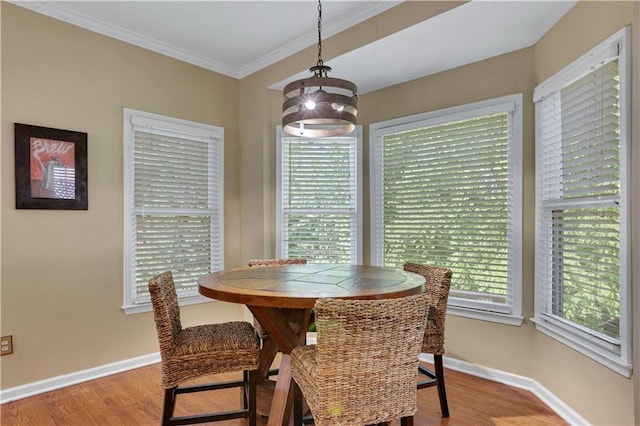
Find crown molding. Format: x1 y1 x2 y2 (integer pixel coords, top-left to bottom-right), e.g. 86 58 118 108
9 1 400 79
239 1 400 78
9 1 238 77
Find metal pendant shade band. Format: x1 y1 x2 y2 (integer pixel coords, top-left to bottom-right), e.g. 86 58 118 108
282 1 358 137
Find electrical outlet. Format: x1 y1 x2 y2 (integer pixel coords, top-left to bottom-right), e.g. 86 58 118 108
1 335 13 355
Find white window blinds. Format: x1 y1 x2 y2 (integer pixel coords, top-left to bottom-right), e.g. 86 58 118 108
277 127 362 263
533 27 631 376
123 110 223 313
370 95 522 320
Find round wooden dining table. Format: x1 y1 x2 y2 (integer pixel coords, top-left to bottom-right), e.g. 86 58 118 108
198 263 425 426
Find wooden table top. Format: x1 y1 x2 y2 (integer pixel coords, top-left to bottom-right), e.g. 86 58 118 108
198 263 425 308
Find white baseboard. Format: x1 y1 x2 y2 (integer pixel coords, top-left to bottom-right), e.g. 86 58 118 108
419 354 590 426
0 349 589 426
0 352 160 404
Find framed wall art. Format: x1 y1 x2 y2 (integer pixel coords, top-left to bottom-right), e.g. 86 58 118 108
14 123 88 210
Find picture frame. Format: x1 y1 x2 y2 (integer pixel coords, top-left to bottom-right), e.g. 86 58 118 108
14 123 88 210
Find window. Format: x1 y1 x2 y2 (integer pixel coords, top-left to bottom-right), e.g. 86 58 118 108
123 109 224 314
370 95 523 325
533 27 631 376
276 126 362 263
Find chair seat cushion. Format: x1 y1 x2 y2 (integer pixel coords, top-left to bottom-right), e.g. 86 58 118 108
175 322 259 356
161 321 260 388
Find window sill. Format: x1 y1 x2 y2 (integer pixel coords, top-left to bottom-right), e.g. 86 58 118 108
531 317 632 378
447 305 524 326
122 294 214 315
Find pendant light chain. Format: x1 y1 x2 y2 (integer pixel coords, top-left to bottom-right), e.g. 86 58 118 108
317 0 323 68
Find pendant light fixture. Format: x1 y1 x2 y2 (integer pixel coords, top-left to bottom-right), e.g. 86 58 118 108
282 0 358 137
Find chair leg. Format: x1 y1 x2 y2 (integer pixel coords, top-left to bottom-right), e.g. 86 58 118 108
401 416 414 426
293 380 303 426
162 387 177 426
242 370 249 410
434 354 449 417
162 375 257 426
248 369 257 426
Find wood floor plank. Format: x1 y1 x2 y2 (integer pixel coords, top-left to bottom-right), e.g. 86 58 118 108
0 362 568 425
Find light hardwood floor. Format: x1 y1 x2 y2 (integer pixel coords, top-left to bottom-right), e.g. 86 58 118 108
1 362 568 425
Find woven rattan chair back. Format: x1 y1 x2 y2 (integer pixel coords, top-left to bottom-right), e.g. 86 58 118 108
291 293 430 426
149 271 183 362
403 262 452 418
149 271 260 426
248 258 308 267
403 262 451 355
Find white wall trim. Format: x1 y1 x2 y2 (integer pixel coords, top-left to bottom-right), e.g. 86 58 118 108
419 354 590 426
9 1 398 79
0 348 589 426
0 353 160 404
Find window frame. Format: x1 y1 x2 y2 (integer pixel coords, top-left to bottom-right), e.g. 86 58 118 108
122 109 224 314
532 27 632 377
369 94 524 326
275 126 363 264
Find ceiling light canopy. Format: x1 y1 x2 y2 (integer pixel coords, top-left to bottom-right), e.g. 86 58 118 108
282 0 358 137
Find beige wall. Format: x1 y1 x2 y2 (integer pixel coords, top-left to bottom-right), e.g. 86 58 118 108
0 3 247 388
1 1 638 425
633 3 640 424
240 1 637 425
530 2 637 424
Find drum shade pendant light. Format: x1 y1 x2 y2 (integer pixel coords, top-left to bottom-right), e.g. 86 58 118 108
282 0 358 137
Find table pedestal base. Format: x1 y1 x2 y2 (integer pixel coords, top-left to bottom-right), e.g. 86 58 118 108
257 380 276 417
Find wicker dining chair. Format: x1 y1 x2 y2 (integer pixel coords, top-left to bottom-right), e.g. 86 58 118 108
148 271 260 426
291 293 430 426
248 258 308 268
403 262 453 418
248 258 308 340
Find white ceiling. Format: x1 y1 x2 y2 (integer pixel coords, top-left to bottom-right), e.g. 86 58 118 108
13 0 577 94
